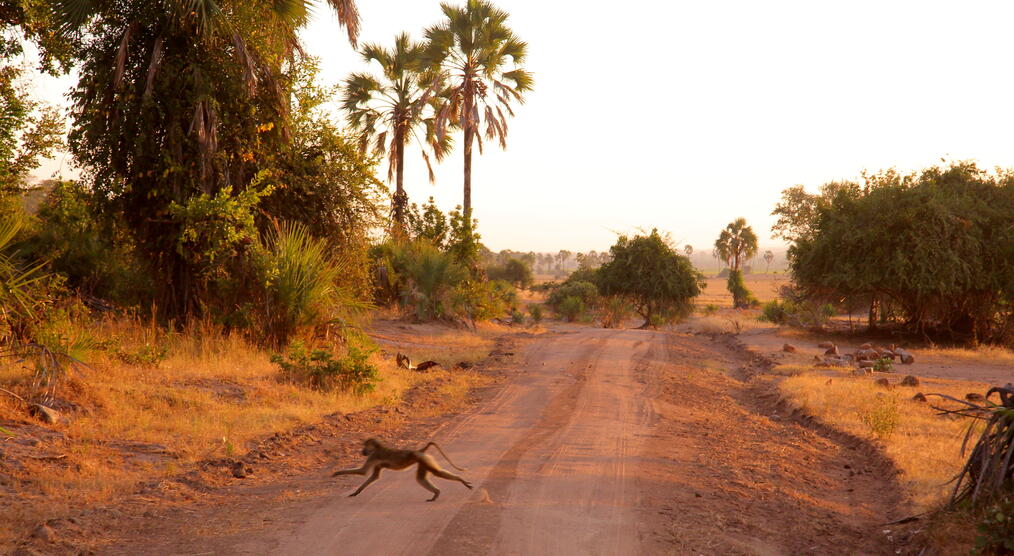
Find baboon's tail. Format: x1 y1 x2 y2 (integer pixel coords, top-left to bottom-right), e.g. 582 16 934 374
422 442 467 471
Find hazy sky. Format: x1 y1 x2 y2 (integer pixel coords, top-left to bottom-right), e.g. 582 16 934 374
32 1 1014 253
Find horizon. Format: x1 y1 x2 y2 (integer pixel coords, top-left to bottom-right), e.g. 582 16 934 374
29 0 1014 253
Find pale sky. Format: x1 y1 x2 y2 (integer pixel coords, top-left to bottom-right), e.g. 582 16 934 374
31 1 1014 253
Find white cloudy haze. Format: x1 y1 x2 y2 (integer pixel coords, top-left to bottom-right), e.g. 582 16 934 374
30 0 1014 253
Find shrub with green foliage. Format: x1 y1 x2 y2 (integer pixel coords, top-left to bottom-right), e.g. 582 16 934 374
598 229 704 328
760 299 790 324
726 269 758 309
487 258 533 289
600 296 632 328
528 303 543 324
548 280 598 310
271 341 379 395
976 495 1014 554
558 296 585 322
773 162 1014 343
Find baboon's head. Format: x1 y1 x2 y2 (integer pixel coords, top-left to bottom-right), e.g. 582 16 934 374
362 437 382 455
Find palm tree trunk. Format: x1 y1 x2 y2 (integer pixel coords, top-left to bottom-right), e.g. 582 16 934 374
393 125 407 238
462 88 474 219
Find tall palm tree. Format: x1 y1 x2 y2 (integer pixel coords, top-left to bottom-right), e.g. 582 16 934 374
423 0 533 219
342 33 449 236
714 217 759 272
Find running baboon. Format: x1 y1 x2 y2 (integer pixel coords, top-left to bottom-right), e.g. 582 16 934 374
332 438 473 501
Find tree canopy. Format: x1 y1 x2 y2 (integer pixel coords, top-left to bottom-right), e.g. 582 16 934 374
598 229 704 328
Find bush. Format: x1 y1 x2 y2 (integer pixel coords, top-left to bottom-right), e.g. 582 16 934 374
976 495 1014 554
558 296 585 322
487 258 533 289
726 269 757 309
528 304 543 324
271 341 379 395
760 299 790 324
547 280 598 310
859 396 899 439
510 308 525 326
873 357 893 373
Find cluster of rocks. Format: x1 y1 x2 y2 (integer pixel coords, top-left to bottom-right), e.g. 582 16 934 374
782 341 914 370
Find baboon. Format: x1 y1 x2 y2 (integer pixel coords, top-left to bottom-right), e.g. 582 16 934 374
333 438 473 501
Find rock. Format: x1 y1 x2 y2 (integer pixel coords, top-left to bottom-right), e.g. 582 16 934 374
874 378 891 389
782 343 797 353
231 461 251 479
817 342 834 349
900 375 920 387
456 361 474 370
12 548 43 556
414 361 440 372
858 360 876 369
912 393 927 402
852 368 872 376
29 404 61 425
31 524 55 542
965 392 986 403
895 347 915 365
859 342 873 350
855 349 877 361
824 344 839 356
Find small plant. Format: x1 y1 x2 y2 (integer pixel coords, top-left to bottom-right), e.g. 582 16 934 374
528 304 543 324
510 308 525 326
975 495 1014 554
759 299 790 324
271 341 380 395
558 296 585 322
701 303 718 315
115 343 170 367
873 357 893 373
859 396 899 439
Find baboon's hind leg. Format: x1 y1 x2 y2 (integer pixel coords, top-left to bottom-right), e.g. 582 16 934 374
349 467 382 497
416 467 441 502
430 467 473 489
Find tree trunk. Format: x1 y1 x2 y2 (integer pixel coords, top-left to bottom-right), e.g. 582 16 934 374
462 87 474 219
868 296 879 330
392 125 407 238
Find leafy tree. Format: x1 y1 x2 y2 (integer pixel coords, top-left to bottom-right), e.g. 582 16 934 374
406 196 450 248
598 229 704 328
772 162 1014 341
714 218 758 271
715 218 758 308
341 32 449 235
423 0 533 218
61 0 361 319
487 258 532 288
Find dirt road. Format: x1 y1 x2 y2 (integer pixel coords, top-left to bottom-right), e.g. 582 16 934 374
189 327 901 555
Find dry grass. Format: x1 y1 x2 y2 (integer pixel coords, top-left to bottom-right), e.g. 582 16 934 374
779 372 990 512
696 274 787 308
687 314 769 335
0 314 494 529
924 343 1014 365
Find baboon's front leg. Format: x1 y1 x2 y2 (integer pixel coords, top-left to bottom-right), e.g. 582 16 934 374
349 467 383 497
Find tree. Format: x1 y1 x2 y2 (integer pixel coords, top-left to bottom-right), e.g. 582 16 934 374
683 244 693 259
487 258 531 288
598 229 704 328
772 162 1014 340
714 218 758 272
406 196 450 248
714 218 758 308
60 0 361 319
763 250 774 273
341 32 449 235
423 0 533 218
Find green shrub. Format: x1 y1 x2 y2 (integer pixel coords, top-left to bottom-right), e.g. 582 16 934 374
760 299 791 324
271 341 379 395
859 396 899 439
510 308 525 326
528 304 543 324
114 343 169 367
701 303 718 315
976 495 1014 554
873 357 894 373
548 280 598 310
726 269 757 309
558 296 585 322
487 258 533 289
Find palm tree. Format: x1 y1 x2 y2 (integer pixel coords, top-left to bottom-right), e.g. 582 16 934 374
342 33 449 236
714 218 758 272
763 250 774 273
423 0 533 219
